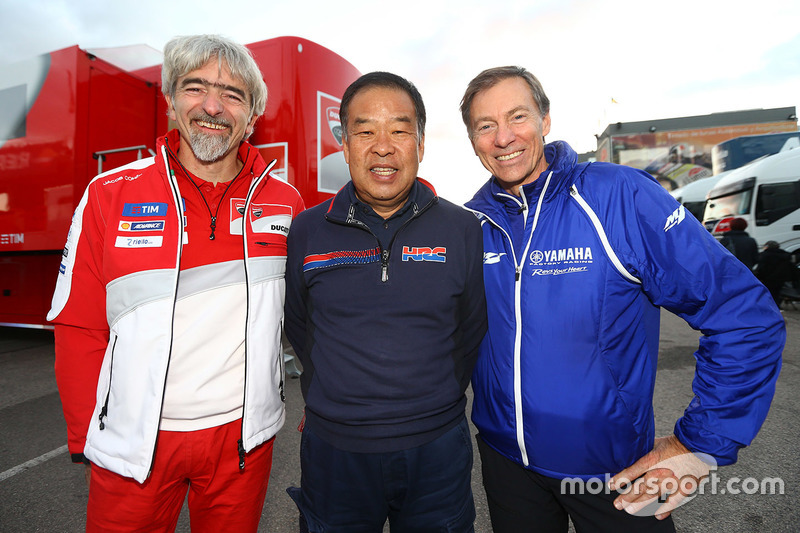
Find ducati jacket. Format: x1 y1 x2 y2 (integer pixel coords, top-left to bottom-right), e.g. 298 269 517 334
48 130 304 483
465 141 784 480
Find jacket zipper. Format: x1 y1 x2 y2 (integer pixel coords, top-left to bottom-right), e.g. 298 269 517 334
97 334 118 430
468 171 554 468
238 160 276 470
141 144 185 479
335 200 430 283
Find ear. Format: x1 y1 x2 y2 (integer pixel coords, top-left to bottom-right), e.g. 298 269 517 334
245 114 258 138
542 113 552 137
417 134 425 163
166 94 176 122
342 136 351 165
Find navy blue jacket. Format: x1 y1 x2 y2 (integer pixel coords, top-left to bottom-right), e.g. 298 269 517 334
284 179 487 453
466 141 784 479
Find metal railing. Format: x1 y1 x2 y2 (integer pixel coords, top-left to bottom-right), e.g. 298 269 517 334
92 145 156 174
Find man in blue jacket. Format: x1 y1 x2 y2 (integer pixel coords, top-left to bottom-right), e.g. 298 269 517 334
284 72 487 532
460 66 784 532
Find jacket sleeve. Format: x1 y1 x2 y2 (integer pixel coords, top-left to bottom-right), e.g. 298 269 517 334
47 183 110 463
456 211 488 388
284 211 309 361
605 168 784 465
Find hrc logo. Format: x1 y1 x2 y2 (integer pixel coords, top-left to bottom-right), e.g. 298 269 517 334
402 246 446 262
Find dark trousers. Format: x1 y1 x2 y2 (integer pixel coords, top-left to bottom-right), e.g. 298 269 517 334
288 417 475 533
477 434 676 533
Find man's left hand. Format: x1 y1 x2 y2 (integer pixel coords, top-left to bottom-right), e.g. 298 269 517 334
608 435 712 520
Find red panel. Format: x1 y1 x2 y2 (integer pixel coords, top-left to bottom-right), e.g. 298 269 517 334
247 37 361 208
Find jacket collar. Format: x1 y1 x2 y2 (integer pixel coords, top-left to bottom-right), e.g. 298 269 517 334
466 140 578 220
325 178 439 223
156 129 268 181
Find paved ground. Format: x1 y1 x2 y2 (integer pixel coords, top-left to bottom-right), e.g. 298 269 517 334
0 307 797 532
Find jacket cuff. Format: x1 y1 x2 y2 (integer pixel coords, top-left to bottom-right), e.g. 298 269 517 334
674 418 743 466
70 452 89 465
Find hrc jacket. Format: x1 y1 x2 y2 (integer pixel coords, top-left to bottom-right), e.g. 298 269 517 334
465 141 784 480
284 179 487 453
48 130 304 483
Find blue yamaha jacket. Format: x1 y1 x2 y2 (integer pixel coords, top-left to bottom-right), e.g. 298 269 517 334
465 141 784 480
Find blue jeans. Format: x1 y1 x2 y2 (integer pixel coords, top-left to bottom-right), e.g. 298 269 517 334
287 416 475 533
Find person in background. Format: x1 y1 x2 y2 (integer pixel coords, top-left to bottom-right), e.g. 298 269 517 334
284 71 487 532
48 34 304 532
460 65 784 533
755 240 796 308
719 217 759 269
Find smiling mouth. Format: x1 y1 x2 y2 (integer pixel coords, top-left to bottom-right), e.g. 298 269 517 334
195 119 228 131
497 150 523 161
371 167 397 177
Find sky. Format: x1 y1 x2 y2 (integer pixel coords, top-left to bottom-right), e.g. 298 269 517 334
1 0 799 204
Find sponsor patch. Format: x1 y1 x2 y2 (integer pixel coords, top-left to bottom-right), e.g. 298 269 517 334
230 198 292 235
114 236 163 248
530 247 593 265
122 202 168 217
483 252 506 264
59 263 66 274
664 206 685 232
402 246 446 262
118 220 165 232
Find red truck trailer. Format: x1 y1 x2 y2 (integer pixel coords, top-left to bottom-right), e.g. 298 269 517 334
0 36 360 328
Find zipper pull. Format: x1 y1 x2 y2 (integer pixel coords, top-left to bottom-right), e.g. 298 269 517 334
209 216 217 240
515 265 522 281
381 249 390 282
238 439 246 470
98 405 107 430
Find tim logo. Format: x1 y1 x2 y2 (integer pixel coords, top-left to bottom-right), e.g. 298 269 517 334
122 202 168 217
664 206 686 232
402 246 446 262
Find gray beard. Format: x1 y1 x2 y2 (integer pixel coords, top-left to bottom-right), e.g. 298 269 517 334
189 130 232 162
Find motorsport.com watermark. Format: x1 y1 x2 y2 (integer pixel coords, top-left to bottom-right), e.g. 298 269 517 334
561 472 785 497
560 452 784 516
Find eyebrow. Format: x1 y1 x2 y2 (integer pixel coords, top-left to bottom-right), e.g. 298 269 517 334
352 115 414 127
473 105 532 124
180 77 247 99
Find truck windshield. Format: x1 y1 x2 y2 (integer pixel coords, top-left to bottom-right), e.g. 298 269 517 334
704 188 753 221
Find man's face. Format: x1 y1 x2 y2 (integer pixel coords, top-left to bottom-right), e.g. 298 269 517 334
342 86 424 218
469 77 551 194
166 58 257 164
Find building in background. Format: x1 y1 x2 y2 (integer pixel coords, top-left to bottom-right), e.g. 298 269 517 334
595 107 797 191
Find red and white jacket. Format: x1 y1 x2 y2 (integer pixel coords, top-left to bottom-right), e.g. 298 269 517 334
48 130 304 483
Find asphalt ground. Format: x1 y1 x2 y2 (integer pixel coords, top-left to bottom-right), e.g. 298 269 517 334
1 307 797 532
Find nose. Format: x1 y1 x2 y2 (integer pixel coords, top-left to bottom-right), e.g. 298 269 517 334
494 121 516 147
202 91 225 116
372 130 395 156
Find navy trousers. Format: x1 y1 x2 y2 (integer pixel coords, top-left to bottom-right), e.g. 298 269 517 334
288 417 475 533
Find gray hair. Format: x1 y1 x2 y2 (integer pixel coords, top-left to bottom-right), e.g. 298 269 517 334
161 34 267 119
459 66 550 137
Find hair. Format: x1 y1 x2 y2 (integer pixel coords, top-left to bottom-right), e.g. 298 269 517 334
161 34 267 119
459 66 550 136
765 240 780 249
339 71 426 140
730 217 748 231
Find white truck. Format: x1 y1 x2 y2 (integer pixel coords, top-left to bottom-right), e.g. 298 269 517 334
703 147 800 253
670 172 729 221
